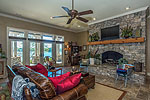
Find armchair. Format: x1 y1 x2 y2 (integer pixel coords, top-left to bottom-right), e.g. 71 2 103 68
115 64 134 87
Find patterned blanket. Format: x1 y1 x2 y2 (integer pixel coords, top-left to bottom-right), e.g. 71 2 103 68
11 75 39 100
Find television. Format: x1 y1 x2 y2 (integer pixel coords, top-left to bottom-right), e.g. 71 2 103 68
101 25 119 40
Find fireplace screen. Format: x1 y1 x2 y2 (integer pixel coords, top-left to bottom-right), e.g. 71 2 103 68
102 51 123 64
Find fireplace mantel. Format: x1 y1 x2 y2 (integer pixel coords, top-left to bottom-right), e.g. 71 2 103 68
87 37 145 45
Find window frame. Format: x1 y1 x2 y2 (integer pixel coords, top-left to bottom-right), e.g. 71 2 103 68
7 27 64 66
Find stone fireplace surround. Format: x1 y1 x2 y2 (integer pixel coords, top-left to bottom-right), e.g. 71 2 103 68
88 9 148 84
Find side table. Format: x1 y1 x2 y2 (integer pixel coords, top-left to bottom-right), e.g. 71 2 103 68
49 68 62 77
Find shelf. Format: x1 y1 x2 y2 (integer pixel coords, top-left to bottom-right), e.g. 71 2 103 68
87 37 145 45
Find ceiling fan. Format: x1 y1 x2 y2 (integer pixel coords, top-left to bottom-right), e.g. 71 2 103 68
51 0 93 24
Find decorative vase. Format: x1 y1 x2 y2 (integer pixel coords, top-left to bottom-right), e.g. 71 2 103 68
90 58 95 65
95 59 100 65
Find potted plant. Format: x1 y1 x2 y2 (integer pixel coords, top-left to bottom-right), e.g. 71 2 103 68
121 25 133 39
94 54 101 65
88 32 100 42
118 58 128 65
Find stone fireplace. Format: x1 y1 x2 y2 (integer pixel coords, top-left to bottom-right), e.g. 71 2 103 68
102 51 123 64
88 9 148 84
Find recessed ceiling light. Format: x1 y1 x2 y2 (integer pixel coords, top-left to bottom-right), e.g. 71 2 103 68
50 17 53 19
126 7 130 10
77 25 80 27
93 18 96 20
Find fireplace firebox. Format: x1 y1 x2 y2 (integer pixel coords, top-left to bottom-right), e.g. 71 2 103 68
102 51 123 64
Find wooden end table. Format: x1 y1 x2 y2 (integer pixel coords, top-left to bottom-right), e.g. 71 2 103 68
49 68 62 77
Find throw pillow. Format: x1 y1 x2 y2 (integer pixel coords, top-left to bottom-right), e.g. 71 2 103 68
57 73 81 94
48 72 71 89
25 63 48 77
36 63 48 77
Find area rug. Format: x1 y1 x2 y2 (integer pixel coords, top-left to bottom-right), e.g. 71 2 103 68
86 83 126 100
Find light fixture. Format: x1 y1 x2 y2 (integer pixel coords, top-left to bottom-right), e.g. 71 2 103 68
50 17 53 19
93 18 96 20
126 7 130 10
77 25 80 27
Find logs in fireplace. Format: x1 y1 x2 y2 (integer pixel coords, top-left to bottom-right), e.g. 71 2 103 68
102 51 123 65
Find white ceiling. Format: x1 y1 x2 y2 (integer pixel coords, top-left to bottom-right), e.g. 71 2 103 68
0 0 149 32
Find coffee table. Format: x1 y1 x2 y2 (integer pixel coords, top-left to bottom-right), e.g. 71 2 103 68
70 71 95 89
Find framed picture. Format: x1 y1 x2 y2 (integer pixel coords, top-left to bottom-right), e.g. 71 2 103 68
83 45 87 51
64 50 68 55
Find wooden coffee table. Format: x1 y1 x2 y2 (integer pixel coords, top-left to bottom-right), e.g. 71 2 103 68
82 74 95 89
71 71 95 89
49 68 62 77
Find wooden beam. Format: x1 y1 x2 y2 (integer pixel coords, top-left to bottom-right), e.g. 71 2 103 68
87 37 145 45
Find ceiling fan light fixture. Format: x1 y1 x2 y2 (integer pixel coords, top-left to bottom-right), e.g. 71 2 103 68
50 0 93 24
93 18 96 20
50 17 53 19
126 6 130 10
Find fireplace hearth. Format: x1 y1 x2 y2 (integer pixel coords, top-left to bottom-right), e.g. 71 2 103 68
102 51 123 64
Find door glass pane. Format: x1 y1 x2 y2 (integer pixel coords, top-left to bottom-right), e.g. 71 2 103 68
30 42 40 65
9 30 24 37
56 44 63 64
11 41 23 66
28 33 41 39
55 36 64 41
43 35 54 40
44 43 52 58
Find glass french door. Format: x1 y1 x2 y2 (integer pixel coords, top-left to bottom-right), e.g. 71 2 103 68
8 28 64 66
56 44 63 64
29 42 41 65
44 43 52 58
10 40 24 66
29 42 53 65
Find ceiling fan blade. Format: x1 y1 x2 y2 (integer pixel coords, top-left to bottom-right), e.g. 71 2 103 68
67 18 73 24
78 10 93 16
76 17 89 23
52 15 69 18
62 6 71 16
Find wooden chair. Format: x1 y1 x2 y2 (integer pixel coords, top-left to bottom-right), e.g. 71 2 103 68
115 64 134 87
45 56 62 77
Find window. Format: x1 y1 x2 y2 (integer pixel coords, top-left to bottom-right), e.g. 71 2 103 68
55 36 64 41
8 27 64 66
44 43 52 58
56 44 63 64
11 41 24 65
43 34 54 41
55 36 64 64
30 42 40 65
28 32 41 39
9 30 24 37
